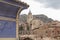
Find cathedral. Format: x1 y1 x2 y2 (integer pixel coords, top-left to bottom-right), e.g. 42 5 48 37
19 11 45 40
19 11 60 40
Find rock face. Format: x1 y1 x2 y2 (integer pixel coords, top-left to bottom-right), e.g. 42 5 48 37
33 14 53 23
20 14 53 23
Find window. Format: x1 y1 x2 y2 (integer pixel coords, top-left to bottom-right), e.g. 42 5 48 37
19 25 24 31
57 31 60 34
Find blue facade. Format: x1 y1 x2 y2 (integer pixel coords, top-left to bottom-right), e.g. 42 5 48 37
0 0 29 38
0 2 17 37
0 20 16 38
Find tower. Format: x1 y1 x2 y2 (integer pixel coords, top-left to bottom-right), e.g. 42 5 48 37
27 10 33 24
26 10 33 34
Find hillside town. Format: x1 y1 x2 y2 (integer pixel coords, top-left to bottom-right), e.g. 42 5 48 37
0 0 60 40
19 11 60 40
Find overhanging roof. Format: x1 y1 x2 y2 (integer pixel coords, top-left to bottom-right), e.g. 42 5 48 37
0 0 29 18
3 0 29 9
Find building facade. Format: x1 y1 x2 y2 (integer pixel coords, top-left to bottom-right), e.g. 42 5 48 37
19 11 60 40
0 0 29 40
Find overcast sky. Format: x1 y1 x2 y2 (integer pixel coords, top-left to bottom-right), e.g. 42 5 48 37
20 0 60 21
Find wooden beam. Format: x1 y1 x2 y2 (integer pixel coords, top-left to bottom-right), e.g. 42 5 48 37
0 38 16 40
0 16 16 21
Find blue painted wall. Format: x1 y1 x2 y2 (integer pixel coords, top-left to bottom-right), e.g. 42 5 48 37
0 0 28 38
0 20 16 38
0 1 20 38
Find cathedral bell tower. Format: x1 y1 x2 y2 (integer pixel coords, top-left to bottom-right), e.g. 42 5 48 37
27 10 33 24
27 10 33 33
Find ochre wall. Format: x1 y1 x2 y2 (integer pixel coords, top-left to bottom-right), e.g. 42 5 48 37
0 38 16 40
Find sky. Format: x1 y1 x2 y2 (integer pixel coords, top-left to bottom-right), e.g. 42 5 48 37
20 0 60 21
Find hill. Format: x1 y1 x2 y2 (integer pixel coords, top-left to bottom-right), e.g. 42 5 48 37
19 14 53 23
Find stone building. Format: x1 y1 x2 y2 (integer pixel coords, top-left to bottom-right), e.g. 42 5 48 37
31 19 44 30
19 11 60 40
19 11 45 40
27 11 33 24
47 21 60 40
